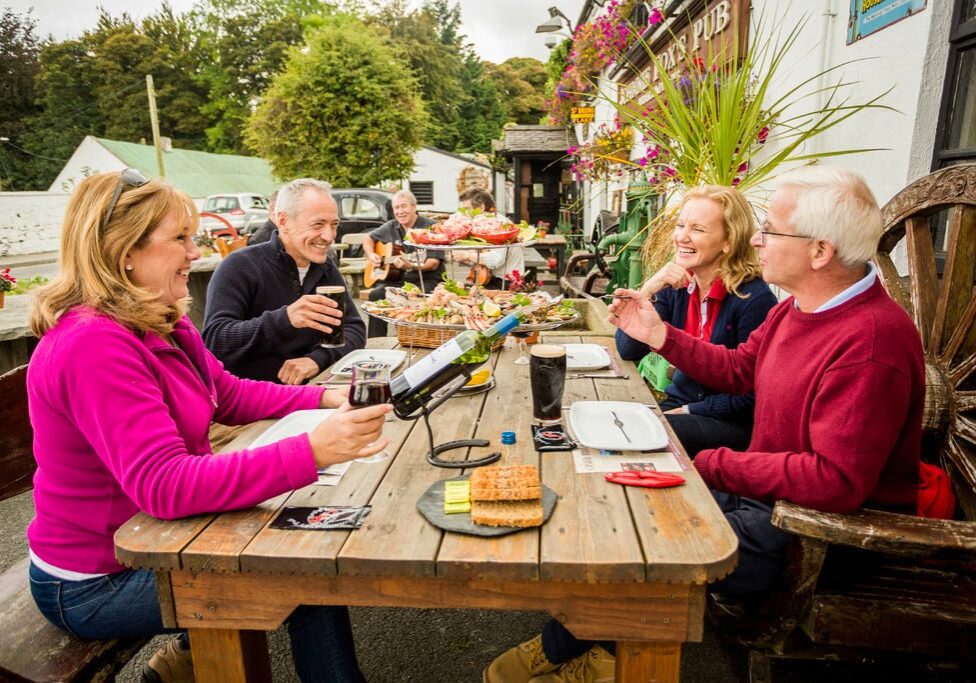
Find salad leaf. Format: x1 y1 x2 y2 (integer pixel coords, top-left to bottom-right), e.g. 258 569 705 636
440 273 468 296
401 282 420 294
512 293 532 307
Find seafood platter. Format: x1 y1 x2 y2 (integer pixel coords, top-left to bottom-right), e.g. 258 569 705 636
405 211 538 248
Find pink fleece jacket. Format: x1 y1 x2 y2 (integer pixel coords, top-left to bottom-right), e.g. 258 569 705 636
27 308 323 573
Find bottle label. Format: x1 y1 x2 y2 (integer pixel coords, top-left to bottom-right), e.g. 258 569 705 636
490 313 520 338
402 338 466 389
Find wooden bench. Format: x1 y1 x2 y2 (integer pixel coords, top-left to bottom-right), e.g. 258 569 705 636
710 164 976 681
0 366 148 681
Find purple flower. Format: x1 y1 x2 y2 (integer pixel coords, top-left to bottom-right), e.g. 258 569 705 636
757 126 770 143
737 162 749 173
663 166 676 177
648 8 664 26
638 158 647 167
732 177 741 186
556 84 568 100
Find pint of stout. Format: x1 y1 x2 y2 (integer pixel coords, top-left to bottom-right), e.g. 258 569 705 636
530 344 567 424
316 285 346 348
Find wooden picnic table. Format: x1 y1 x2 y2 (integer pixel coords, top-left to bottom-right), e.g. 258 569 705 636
114 335 737 682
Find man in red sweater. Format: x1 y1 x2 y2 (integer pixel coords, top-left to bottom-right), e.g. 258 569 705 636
610 166 924 594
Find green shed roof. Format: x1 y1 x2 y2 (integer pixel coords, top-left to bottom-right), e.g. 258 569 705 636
96 138 279 197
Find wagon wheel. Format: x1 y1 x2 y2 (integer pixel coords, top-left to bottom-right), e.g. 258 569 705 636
875 163 976 517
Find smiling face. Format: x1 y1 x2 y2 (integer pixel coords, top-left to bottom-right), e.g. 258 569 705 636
393 196 418 229
126 205 200 306
277 189 340 267
672 197 729 279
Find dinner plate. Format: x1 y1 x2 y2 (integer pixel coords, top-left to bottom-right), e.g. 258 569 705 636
328 349 408 377
568 401 668 451
416 476 558 537
561 343 612 371
250 409 335 448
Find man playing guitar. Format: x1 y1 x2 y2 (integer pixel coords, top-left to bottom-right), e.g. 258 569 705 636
363 189 445 337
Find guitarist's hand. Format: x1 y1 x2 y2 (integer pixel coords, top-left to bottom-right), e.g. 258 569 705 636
286 294 343 333
393 256 416 272
367 252 382 267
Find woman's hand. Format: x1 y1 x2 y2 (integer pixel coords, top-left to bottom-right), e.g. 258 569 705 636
308 402 392 467
319 388 346 409
607 288 667 349
641 262 691 298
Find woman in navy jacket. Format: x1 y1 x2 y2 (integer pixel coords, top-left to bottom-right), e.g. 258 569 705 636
617 184 777 456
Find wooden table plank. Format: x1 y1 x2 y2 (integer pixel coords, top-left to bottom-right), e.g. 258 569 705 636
337 354 494 577
239 413 419 575
435 339 544 581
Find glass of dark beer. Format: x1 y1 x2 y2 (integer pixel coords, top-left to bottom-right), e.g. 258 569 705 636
316 285 346 348
348 360 392 462
530 344 567 425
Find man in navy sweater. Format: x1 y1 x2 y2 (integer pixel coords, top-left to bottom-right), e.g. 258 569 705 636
204 179 366 384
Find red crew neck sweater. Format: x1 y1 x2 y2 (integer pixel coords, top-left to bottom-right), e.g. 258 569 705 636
658 279 923 514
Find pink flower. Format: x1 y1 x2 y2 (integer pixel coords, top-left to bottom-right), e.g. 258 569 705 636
757 126 770 143
648 8 664 26
737 162 749 173
663 166 676 177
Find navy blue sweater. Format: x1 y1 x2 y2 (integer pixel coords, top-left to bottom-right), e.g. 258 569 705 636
616 277 777 422
203 232 366 383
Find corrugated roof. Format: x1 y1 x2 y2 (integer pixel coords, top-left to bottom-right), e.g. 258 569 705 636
495 125 577 154
96 138 279 197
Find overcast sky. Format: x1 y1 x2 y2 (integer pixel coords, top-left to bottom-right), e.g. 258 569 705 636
10 0 585 63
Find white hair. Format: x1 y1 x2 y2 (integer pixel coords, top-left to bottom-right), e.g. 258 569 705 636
276 178 333 219
392 189 417 206
776 166 881 267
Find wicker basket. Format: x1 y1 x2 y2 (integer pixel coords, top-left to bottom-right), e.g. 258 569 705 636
393 323 506 350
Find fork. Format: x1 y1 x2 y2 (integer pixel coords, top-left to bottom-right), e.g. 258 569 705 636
610 411 631 443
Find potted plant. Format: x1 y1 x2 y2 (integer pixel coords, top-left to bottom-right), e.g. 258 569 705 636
0 268 16 309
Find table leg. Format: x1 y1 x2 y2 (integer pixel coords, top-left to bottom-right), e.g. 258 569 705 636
615 641 681 683
189 628 272 682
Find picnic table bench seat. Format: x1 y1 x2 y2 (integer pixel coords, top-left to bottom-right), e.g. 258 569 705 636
711 164 976 681
0 365 148 682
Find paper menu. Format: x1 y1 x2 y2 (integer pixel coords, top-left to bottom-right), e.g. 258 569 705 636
572 447 686 474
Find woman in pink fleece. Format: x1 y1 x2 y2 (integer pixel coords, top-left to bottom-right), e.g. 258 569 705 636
26 170 388 683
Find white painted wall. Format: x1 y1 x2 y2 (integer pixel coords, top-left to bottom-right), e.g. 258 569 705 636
407 147 492 213
48 136 126 194
0 192 69 255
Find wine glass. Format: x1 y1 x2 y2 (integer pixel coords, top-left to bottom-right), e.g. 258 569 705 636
512 330 532 365
348 361 392 463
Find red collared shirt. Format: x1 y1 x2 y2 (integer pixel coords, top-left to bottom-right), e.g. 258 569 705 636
683 277 728 341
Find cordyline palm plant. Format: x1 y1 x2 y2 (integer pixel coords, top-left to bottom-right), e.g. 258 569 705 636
573 11 894 270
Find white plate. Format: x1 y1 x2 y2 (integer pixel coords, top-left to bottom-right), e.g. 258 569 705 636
568 401 668 452
250 409 335 448
328 349 408 377
561 344 612 371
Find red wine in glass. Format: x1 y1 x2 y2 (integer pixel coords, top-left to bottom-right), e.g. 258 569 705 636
349 380 392 407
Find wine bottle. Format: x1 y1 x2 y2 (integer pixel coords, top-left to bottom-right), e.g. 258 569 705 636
390 311 522 418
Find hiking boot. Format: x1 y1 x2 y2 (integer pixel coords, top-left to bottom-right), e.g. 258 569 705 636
484 634 560 683
141 635 195 683
528 646 615 683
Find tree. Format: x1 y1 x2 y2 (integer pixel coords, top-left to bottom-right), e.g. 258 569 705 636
0 9 42 189
245 14 427 186
486 57 547 125
455 53 506 152
368 1 465 150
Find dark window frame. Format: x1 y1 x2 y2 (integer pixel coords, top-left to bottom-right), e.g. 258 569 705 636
933 0 976 169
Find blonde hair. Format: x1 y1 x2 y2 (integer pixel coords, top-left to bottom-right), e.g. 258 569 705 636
679 185 762 297
30 172 198 338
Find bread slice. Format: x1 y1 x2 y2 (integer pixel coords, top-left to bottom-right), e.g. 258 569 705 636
470 464 541 502
471 499 544 528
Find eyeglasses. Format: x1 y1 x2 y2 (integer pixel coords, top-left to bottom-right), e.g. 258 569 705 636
101 168 150 232
755 226 813 247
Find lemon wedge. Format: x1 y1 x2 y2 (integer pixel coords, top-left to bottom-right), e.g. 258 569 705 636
466 368 492 387
482 300 501 317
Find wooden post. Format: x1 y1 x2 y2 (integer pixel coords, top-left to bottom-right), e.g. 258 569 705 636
146 74 165 179
615 641 681 683
189 628 271 682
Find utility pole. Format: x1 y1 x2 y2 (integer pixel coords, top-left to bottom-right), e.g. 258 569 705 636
146 75 165 178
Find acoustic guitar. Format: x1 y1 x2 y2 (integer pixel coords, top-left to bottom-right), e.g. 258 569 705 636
363 241 404 287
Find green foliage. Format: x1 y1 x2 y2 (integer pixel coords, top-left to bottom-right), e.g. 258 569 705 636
0 9 42 190
456 54 506 152
485 58 547 125
245 14 427 186
11 275 49 295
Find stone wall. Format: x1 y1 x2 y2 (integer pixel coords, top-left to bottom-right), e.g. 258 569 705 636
0 193 69 255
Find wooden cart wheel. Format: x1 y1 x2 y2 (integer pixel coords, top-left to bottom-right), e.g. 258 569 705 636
875 163 976 517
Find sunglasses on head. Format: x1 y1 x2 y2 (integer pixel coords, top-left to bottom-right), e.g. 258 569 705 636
101 168 150 232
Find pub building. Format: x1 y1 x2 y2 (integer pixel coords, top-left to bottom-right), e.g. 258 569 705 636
569 0 974 269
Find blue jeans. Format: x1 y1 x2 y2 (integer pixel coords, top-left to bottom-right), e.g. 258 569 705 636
540 490 789 664
29 562 365 682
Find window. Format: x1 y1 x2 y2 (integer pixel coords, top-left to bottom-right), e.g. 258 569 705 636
409 181 434 205
934 1 976 168
247 196 269 209
341 196 382 219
